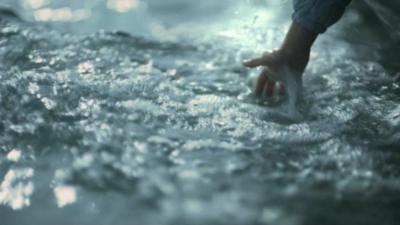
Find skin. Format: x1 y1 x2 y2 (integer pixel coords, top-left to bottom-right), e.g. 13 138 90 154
242 22 318 97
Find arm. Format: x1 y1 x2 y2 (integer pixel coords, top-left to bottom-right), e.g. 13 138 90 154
243 0 352 98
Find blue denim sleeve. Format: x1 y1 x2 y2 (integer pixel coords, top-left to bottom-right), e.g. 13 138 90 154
292 0 352 33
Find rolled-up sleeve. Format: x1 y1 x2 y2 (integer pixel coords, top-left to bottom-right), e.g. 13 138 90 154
292 0 352 34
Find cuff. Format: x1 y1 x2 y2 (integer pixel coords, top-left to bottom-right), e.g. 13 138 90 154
292 0 351 34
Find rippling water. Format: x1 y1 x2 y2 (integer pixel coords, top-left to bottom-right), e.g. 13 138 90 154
0 1 400 225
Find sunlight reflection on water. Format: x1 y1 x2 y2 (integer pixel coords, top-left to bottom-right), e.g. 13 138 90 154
0 168 34 210
54 185 77 207
23 0 45 9
34 7 91 22
107 0 140 13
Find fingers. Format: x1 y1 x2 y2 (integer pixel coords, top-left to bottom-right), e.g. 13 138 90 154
255 69 287 98
265 80 275 97
246 51 286 98
255 69 269 96
243 51 274 68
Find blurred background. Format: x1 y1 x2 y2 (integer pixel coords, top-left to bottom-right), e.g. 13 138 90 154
1 0 279 36
1 0 399 68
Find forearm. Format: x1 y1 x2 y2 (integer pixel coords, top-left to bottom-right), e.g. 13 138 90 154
242 0 353 101
277 0 352 72
278 22 318 73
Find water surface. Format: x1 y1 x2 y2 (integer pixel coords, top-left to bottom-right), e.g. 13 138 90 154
0 1 400 225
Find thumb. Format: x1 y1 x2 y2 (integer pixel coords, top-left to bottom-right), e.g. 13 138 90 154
243 51 275 68
242 57 265 68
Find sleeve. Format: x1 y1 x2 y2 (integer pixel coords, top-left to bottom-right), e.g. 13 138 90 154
292 0 352 34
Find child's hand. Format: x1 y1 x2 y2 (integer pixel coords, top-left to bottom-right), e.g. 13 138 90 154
242 22 316 98
242 49 309 97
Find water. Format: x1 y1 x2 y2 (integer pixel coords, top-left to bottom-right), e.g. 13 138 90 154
0 1 399 225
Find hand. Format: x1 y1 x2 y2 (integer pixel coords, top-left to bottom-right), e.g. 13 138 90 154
242 50 288 97
243 22 317 99
243 49 309 99
243 49 307 119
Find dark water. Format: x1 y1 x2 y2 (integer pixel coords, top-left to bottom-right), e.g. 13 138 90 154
0 1 400 225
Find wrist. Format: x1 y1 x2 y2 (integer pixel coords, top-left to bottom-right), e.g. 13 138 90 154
276 22 317 73
276 47 310 73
